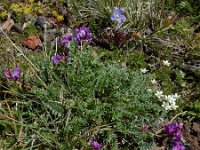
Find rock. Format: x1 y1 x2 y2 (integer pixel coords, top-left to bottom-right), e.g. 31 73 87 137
39 28 60 51
0 19 15 32
46 32 56 41
25 14 33 21
22 35 42 50
47 29 57 41
11 23 23 33
40 29 58 42
35 16 53 29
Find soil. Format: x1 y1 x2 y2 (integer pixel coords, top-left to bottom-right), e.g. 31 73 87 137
182 120 200 150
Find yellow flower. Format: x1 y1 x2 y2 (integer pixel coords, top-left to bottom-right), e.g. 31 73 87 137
52 10 58 17
37 9 44 15
57 15 64 22
10 4 15 10
0 11 7 19
29 0 35 3
23 7 32 14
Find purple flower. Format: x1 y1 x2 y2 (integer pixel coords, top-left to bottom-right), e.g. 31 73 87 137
4 68 11 79
173 132 183 141
75 26 92 43
4 66 20 81
52 54 64 65
90 141 102 150
111 7 126 24
60 35 74 49
172 141 185 150
11 66 20 80
165 122 182 134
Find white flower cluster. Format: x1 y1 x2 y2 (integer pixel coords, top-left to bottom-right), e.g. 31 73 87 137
163 60 171 66
155 91 180 110
140 68 148 74
151 79 158 85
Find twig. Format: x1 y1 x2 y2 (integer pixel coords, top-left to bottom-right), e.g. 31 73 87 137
169 111 188 123
44 24 47 57
78 123 113 139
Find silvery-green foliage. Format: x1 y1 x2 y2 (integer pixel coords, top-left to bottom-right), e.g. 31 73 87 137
24 43 166 149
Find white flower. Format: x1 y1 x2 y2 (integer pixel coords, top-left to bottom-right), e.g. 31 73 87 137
165 94 180 102
147 88 152 92
181 82 186 87
162 93 180 110
151 79 158 85
165 95 176 103
140 68 148 73
163 60 171 66
155 90 180 110
173 93 181 99
162 101 171 110
155 90 164 99
170 102 179 110
180 70 185 78
162 101 178 110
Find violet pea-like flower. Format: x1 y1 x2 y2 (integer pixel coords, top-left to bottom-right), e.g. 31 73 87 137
12 66 20 80
60 35 74 49
4 68 11 79
111 7 126 24
75 26 92 43
173 132 183 141
90 141 102 150
4 66 20 81
172 141 185 150
165 122 182 134
52 54 65 65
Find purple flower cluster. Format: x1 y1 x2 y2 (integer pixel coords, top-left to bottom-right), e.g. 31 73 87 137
52 54 65 65
172 141 185 150
165 122 185 150
57 26 92 64
165 122 182 134
111 7 126 25
60 35 74 49
75 26 92 43
60 26 92 49
90 141 102 150
4 66 20 81
173 132 183 141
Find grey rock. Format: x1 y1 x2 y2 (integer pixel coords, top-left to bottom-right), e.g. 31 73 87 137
35 16 53 30
41 29 59 42
11 23 23 33
25 14 33 21
46 33 56 41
